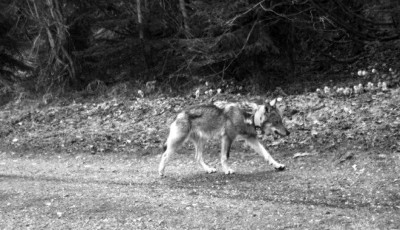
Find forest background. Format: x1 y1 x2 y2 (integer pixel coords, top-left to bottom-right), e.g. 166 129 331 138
1 0 399 100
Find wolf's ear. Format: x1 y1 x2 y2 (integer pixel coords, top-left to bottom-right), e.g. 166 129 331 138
269 98 277 107
266 97 282 107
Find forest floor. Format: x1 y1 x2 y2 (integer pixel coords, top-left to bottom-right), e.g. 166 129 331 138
1 78 400 229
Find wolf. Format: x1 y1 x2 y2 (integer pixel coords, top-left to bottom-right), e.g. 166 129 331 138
158 98 290 176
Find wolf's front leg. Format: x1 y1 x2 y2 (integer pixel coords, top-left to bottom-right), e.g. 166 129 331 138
245 137 285 170
221 136 235 174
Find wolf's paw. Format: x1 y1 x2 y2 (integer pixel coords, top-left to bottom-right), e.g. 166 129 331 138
205 167 217 174
158 171 166 177
274 164 286 171
223 168 235 175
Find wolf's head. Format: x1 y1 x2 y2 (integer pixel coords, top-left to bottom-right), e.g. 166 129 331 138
254 99 290 136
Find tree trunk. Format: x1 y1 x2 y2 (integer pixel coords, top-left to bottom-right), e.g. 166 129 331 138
137 0 143 40
136 0 150 72
179 0 189 34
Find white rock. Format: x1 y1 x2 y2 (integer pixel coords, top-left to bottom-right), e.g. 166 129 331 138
343 87 352 96
382 82 388 91
362 70 367 76
324 86 330 94
366 82 374 91
137 90 144 98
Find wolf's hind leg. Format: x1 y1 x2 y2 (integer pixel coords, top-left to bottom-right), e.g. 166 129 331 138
221 136 234 174
245 137 285 170
193 138 216 174
158 121 188 176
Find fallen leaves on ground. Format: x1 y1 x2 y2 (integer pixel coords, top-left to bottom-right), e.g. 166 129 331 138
0 87 399 158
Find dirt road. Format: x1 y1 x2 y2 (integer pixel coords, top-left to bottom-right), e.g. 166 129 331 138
1 149 399 229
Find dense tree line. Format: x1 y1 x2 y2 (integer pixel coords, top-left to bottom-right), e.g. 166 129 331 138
0 0 399 93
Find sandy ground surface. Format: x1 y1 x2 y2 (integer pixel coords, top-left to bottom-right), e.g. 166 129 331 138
1 148 399 229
